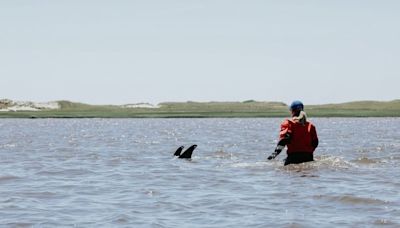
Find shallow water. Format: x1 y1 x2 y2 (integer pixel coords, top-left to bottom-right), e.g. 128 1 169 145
0 118 399 227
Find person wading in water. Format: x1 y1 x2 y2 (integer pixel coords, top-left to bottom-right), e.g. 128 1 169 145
268 100 319 166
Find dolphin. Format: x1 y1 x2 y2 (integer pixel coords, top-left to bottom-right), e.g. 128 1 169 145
174 145 197 159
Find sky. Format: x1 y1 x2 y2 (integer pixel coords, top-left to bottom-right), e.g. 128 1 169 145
1 0 399 105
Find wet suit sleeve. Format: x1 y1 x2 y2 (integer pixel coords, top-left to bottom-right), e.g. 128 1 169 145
268 120 291 160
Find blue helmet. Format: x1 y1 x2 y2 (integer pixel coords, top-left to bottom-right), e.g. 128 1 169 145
290 100 304 111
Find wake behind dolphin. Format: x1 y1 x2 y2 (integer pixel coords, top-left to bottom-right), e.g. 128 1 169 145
174 145 197 159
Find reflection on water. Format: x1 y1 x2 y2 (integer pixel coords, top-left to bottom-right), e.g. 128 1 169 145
0 118 399 227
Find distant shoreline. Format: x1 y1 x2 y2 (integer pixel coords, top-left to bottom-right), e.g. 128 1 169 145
1 99 399 118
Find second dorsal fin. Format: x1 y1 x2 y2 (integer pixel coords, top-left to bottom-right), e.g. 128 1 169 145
174 146 184 156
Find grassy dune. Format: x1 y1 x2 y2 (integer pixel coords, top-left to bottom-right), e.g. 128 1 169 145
0 100 399 118
307 100 400 117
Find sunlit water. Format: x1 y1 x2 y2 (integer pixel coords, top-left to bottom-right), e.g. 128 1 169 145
0 118 399 227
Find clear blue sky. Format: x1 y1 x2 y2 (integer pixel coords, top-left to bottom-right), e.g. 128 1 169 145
1 0 399 105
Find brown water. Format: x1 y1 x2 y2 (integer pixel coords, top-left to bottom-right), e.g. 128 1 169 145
0 118 399 227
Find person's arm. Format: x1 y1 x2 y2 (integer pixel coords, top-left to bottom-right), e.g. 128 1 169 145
311 125 319 149
268 133 291 160
268 120 291 160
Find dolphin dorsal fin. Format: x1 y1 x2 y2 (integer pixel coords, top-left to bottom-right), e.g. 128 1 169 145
179 145 197 159
174 146 184 156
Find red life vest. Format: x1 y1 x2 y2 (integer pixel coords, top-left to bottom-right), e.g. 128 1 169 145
279 119 318 154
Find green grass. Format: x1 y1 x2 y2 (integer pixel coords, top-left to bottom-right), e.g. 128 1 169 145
0 100 399 118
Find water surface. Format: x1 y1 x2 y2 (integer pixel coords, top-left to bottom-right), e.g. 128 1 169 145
0 118 399 227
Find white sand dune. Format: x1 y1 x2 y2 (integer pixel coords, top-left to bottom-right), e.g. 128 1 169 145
122 103 160 109
0 99 60 112
0 99 160 112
